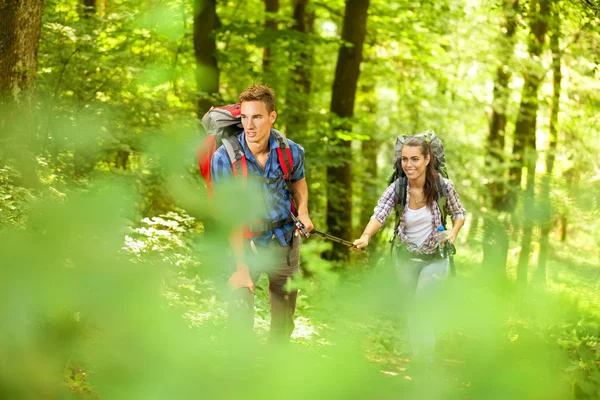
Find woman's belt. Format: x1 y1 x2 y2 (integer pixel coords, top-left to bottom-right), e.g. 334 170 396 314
399 246 443 262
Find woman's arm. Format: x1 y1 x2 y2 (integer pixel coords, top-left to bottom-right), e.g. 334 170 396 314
444 179 466 244
353 219 384 250
352 183 396 249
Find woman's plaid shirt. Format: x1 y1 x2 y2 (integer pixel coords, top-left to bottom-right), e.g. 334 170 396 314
371 178 466 255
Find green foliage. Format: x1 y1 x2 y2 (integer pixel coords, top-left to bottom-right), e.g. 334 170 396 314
0 165 32 227
1 0 599 397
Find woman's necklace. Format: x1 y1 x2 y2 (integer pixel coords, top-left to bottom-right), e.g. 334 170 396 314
412 189 424 204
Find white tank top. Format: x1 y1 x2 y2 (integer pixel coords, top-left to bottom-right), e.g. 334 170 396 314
404 206 433 247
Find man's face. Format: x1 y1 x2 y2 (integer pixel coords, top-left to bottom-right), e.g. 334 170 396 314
240 100 277 145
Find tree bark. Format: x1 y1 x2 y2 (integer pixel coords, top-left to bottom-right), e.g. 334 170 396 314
326 0 370 261
194 0 221 115
511 0 550 285
287 0 315 139
0 0 45 188
115 150 130 170
81 0 95 18
482 0 519 276
0 0 44 102
262 0 279 83
359 84 379 230
487 0 518 211
536 6 561 284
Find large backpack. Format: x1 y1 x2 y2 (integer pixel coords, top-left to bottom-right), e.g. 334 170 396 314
197 103 294 192
196 103 296 237
390 130 449 230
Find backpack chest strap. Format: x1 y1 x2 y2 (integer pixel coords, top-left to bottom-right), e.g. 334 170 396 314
243 216 294 238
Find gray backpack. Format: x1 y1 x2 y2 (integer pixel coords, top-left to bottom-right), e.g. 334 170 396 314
389 130 449 228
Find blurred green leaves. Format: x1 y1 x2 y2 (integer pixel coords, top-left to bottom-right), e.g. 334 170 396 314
1 0 599 398
136 2 187 41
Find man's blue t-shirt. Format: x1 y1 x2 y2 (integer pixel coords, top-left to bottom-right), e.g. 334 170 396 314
210 130 305 246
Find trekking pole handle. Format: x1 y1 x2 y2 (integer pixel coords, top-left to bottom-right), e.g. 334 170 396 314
290 213 310 239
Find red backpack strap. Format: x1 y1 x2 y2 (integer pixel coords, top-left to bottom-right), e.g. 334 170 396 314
271 129 296 214
221 136 247 178
197 136 218 194
272 129 293 181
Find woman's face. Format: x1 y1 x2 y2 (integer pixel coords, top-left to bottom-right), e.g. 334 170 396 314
401 145 430 181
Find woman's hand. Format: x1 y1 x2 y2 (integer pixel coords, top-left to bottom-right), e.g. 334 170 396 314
352 233 371 250
441 230 457 245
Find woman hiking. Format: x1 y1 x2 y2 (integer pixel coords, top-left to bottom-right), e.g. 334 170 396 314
352 136 466 362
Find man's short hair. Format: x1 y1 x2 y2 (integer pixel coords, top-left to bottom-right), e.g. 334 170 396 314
238 84 276 113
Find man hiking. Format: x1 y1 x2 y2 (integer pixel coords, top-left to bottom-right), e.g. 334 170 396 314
211 84 314 342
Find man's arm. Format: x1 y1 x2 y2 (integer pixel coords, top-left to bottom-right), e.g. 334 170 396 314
227 229 254 293
290 177 314 233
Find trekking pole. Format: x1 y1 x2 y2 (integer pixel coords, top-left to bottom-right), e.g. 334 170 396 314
290 213 310 238
311 229 362 249
447 242 457 277
290 214 364 251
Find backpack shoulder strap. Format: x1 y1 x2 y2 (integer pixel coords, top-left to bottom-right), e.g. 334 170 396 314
435 174 448 228
272 129 294 181
221 136 247 178
393 176 408 233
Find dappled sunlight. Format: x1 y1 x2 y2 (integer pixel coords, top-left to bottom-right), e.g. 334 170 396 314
1 0 599 397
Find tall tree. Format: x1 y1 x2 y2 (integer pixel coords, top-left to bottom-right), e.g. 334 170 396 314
286 0 315 139
510 0 551 284
482 0 519 277
358 83 379 230
0 0 44 103
326 0 370 260
536 4 562 283
262 0 279 83
0 0 45 188
80 0 95 17
194 0 221 114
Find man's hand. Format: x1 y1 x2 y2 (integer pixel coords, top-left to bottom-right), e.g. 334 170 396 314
352 233 370 251
228 264 254 293
295 213 314 236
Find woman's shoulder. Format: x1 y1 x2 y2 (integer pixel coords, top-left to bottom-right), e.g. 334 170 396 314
440 176 457 191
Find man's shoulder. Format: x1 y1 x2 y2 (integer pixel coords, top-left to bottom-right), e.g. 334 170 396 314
284 137 304 155
212 134 243 161
211 145 228 162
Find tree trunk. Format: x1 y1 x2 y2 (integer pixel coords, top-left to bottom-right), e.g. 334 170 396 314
262 0 279 83
482 0 519 276
0 0 44 101
115 150 130 170
359 84 379 230
487 0 518 211
287 0 315 140
194 0 221 115
466 213 479 243
511 0 551 285
536 7 561 284
326 0 370 261
0 0 44 188
81 0 95 17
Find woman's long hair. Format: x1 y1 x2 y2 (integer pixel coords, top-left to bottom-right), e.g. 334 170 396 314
403 136 438 207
